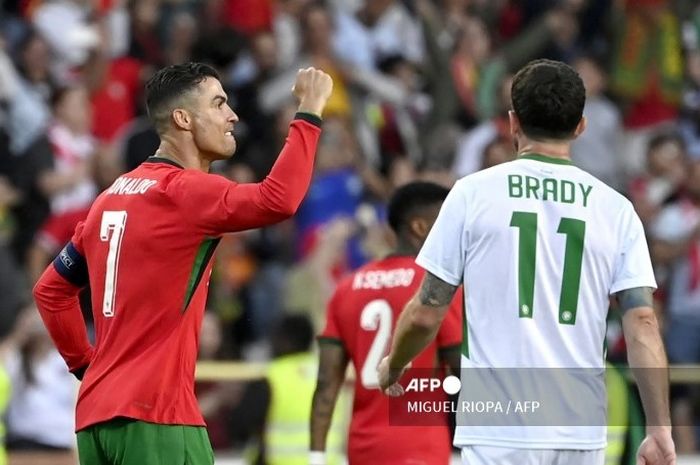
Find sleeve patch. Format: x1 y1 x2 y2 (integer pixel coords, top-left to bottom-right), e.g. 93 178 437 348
53 242 88 287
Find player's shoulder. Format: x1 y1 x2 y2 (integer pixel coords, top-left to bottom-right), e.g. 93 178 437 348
455 161 517 189
574 168 633 212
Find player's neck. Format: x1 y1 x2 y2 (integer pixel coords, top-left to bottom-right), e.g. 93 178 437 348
516 139 571 161
155 138 212 172
393 239 419 257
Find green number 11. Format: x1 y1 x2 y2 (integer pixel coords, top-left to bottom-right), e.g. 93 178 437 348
510 211 586 325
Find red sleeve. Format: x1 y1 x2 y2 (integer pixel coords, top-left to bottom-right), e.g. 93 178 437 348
318 285 344 345
436 287 464 348
33 221 94 375
33 266 94 375
170 116 322 235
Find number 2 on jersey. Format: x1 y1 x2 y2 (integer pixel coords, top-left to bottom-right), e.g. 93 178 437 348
100 211 128 318
510 211 585 325
360 300 393 389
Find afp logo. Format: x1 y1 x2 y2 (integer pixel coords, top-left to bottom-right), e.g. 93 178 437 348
405 375 461 395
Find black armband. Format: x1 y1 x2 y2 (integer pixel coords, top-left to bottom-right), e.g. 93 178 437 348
53 242 89 287
295 112 322 127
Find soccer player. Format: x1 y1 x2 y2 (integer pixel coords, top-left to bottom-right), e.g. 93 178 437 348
32 63 332 465
310 182 463 465
379 59 676 465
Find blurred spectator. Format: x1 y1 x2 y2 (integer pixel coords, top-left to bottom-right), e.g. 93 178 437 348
571 55 624 190
480 136 515 170
285 217 356 332
26 85 97 283
272 0 310 68
610 0 684 179
453 75 513 178
223 0 274 35
31 0 101 79
680 49 700 159
126 0 163 66
4 308 77 452
6 29 53 156
629 133 687 226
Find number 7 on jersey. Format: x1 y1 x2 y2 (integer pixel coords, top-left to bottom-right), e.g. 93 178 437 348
100 211 128 317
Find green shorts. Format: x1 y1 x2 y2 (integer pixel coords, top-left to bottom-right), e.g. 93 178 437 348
76 418 214 465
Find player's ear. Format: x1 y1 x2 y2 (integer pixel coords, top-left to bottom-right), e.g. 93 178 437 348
573 116 587 139
410 217 430 239
172 108 192 131
508 110 520 138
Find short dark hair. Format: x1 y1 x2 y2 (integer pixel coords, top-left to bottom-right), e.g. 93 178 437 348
511 59 585 140
387 182 450 234
145 62 219 133
272 314 314 357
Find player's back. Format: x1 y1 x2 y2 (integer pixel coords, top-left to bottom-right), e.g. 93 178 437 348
417 153 656 449
322 256 461 465
74 158 224 430
452 154 644 369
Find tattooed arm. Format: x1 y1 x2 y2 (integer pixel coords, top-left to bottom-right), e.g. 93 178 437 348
310 341 349 454
618 287 672 429
379 272 458 393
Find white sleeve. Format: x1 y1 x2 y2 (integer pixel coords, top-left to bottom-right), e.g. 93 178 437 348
415 183 468 286
610 206 657 294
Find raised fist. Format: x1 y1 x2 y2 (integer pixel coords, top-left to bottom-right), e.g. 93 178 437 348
292 67 333 117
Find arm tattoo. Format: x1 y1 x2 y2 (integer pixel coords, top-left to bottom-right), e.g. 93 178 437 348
419 272 459 307
616 287 654 313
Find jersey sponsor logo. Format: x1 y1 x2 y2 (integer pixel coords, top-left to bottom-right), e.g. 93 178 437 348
507 175 593 207
352 268 416 290
107 177 157 195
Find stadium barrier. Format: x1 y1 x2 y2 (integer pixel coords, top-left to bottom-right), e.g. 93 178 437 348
194 361 700 383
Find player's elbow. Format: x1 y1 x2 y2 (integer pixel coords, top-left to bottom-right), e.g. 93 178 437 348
622 307 660 341
408 305 444 333
273 201 299 218
32 278 53 313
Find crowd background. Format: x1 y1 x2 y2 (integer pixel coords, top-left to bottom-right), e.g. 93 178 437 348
1 0 700 462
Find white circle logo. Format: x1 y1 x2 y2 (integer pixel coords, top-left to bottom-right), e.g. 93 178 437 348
442 375 462 395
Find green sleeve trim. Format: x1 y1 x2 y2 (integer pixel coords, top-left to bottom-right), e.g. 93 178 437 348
317 336 344 347
182 237 220 312
438 344 461 356
295 112 323 127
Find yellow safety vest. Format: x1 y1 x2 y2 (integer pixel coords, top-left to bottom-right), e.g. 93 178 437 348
0 364 10 465
264 352 346 465
606 362 629 465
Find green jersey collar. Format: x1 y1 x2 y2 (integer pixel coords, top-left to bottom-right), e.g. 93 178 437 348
518 153 573 166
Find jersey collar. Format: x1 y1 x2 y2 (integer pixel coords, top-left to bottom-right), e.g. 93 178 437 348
145 156 184 169
518 153 573 166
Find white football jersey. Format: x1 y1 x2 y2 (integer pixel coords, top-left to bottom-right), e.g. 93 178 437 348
416 154 656 450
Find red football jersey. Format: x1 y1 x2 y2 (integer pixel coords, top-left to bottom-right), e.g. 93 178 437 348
34 116 321 431
320 255 462 465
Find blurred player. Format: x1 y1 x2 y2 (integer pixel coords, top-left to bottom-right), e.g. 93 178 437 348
310 182 463 465
379 59 675 465
32 62 332 465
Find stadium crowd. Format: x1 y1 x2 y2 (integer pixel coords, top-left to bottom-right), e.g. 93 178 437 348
1 0 700 461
